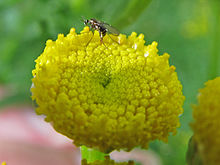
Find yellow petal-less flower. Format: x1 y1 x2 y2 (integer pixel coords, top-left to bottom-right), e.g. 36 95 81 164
82 156 134 165
1 162 6 165
31 26 184 153
191 77 220 165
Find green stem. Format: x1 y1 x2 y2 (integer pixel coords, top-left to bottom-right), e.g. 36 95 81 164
113 0 152 29
186 136 203 165
208 0 220 79
80 146 107 163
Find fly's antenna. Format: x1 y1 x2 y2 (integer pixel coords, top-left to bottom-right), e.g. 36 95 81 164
81 16 86 22
80 16 87 25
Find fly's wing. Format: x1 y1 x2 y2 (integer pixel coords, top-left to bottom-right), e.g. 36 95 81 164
101 22 120 35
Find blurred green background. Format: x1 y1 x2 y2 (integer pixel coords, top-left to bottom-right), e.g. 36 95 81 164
0 0 220 164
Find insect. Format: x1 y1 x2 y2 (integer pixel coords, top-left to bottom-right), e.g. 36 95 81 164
83 18 120 46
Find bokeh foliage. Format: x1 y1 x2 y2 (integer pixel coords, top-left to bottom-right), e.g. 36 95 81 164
0 0 219 164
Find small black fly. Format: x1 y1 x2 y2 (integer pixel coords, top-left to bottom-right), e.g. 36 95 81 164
83 18 120 46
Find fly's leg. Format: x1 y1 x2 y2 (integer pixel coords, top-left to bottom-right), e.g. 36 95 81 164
108 34 120 45
99 31 108 49
84 27 95 47
85 34 94 47
99 31 104 44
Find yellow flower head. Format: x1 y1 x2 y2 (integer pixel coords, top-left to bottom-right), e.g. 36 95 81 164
31 27 184 153
82 156 134 165
191 77 220 165
1 162 6 165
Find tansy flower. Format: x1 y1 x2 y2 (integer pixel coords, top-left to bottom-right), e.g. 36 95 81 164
31 26 184 153
191 77 220 165
82 156 134 165
1 162 6 165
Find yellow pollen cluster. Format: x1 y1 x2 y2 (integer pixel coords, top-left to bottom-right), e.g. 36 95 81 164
191 77 220 165
82 156 134 165
31 26 184 153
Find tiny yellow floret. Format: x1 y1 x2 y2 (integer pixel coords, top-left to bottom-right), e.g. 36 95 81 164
31 27 184 152
191 77 220 165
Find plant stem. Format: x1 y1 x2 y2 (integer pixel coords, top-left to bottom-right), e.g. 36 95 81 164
80 146 107 163
113 0 152 29
208 0 220 79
